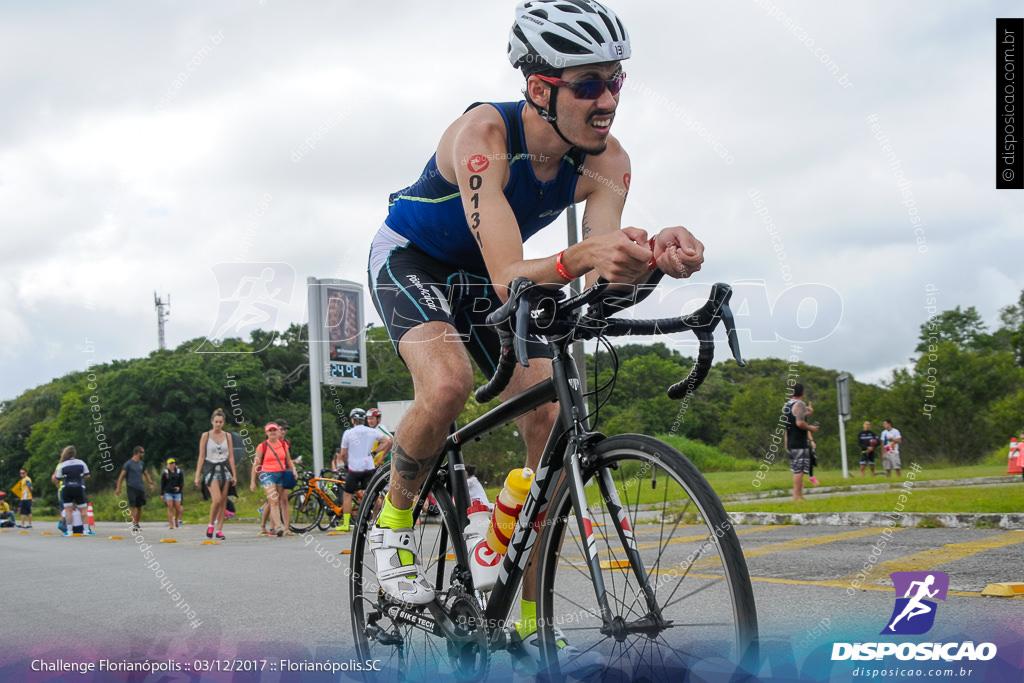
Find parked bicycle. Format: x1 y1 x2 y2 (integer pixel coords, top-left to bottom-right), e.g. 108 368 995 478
289 468 359 533
349 279 759 680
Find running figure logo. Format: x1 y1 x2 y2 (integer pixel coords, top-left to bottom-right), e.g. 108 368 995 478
196 263 296 353
881 571 949 635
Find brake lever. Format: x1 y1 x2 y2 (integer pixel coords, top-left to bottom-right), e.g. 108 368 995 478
513 295 532 368
719 303 746 367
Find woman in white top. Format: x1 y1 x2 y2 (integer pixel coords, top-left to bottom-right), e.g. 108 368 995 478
194 408 236 540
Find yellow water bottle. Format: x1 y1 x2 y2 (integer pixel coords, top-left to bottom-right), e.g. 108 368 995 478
484 468 534 555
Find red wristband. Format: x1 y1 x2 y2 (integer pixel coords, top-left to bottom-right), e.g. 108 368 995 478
648 235 658 271
555 250 577 281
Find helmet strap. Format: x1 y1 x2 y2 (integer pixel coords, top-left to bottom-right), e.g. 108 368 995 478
526 84 576 148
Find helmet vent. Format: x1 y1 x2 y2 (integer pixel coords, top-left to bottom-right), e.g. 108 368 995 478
578 21 606 45
554 3 584 13
598 12 619 42
541 31 593 55
552 21 593 44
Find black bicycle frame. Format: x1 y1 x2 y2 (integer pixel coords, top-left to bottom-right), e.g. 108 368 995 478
420 334 648 638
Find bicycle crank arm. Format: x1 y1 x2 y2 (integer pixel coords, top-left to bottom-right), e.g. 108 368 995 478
382 603 445 638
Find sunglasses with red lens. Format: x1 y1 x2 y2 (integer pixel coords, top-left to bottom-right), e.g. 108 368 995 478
534 72 626 100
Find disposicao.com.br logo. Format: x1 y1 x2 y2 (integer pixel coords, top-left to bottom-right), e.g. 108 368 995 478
831 571 997 662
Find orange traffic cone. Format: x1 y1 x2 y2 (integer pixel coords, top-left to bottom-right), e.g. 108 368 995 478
86 503 95 527
1007 439 1023 475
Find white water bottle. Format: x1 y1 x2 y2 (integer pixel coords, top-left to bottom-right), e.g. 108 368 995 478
465 500 499 590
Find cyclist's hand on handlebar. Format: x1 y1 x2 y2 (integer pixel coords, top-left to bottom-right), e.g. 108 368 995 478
588 227 655 283
652 226 704 279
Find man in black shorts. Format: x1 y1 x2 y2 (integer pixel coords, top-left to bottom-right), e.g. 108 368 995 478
783 383 819 501
335 409 378 533
116 446 155 532
366 2 704 640
857 420 880 477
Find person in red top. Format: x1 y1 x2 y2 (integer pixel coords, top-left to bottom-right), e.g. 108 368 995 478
250 423 298 537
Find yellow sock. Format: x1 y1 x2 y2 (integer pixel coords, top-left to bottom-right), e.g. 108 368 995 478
379 496 415 566
517 599 537 639
343 513 350 527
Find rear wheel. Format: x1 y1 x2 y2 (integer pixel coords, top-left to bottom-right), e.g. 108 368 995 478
350 469 487 681
288 488 322 533
536 434 758 679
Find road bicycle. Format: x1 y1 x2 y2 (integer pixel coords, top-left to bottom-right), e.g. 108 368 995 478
349 278 759 680
289 468 360 533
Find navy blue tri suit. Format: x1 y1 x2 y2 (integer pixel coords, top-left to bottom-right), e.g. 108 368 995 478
368 101 586 374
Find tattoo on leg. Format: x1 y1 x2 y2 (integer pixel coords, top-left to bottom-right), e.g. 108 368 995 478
391 444 442 483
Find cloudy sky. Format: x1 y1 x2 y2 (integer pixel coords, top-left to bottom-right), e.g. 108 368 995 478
2 1 1022 402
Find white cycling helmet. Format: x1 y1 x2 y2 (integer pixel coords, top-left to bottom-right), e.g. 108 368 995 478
350 408 366 422
508 0 631 74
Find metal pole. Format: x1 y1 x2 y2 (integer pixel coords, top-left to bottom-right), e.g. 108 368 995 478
307 277 325 475
566 205 588 406
836 373 850 478
838 412 849 478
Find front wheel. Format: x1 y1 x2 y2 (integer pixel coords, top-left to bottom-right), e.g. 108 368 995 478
288 488 323 533
536 434 758 679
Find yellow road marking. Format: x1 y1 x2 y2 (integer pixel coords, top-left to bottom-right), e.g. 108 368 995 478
561 525 786 564
835 530 1024 585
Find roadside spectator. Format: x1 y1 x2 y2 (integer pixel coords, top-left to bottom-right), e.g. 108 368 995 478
161 458 185 529
366 408 394 467
52 446 91 536
13 468 33 528
260 419 293 532
195 408 236 540
116 446 156 532
881 419 902 477
0 492 15 527
783 383 819 501
251 423 297 537
857 421 880 477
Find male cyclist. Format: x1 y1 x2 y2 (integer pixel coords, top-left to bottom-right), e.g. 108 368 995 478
335 409 380 532
367 0 703 663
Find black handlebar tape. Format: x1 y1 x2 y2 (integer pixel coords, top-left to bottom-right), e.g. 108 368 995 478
475 337 517 403
667 332 716 400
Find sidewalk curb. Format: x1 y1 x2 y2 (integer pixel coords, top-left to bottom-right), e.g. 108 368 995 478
720 476 1019 502
727 511 1024 529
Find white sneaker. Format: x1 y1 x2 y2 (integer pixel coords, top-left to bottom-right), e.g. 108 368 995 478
519 627 604 678
367 524 435 605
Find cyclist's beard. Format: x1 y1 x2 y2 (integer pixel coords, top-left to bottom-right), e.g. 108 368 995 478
549 87 612 155
569 109 615 156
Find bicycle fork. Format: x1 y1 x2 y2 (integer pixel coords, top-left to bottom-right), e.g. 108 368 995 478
564 442 666 640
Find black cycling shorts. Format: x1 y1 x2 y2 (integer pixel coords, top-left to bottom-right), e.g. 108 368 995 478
62 485 86 506
369 225 551 376
344 469 375 494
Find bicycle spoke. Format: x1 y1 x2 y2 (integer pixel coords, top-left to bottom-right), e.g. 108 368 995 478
660 546 719 611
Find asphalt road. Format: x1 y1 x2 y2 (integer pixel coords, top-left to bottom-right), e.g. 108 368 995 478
1 520 1021 680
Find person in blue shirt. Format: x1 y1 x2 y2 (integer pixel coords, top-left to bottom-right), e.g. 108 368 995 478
365 0 705 665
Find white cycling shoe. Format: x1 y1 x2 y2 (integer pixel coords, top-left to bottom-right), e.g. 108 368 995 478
518 627 604 678
367 524 435 606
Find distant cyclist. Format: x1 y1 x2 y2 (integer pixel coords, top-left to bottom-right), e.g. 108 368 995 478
366 0 703 666
52 446 90 537
366 408 394 467
335 409 379 533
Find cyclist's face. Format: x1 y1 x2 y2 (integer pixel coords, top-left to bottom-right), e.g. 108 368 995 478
367 415 378 427
552 62 621 155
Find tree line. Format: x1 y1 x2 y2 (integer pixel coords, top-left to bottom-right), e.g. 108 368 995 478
3 291 1022 504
